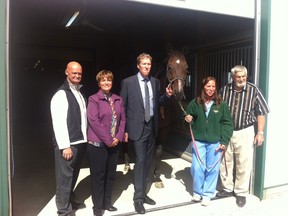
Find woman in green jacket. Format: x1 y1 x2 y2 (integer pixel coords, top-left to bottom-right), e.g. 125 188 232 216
185 76 233 206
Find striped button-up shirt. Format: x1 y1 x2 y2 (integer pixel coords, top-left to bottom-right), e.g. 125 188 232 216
220 82 270 131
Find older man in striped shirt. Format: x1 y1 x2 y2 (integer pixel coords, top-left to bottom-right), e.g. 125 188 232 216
216 65 270 207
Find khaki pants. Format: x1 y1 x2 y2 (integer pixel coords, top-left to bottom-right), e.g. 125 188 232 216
219 126 254 196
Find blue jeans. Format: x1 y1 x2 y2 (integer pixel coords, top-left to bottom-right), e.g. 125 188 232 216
191 140 222 199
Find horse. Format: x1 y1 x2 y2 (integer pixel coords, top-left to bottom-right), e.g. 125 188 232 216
153 50 188 188
166 50 188 101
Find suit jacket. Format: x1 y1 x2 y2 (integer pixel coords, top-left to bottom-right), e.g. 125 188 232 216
120 74 170 141
87 90 126 146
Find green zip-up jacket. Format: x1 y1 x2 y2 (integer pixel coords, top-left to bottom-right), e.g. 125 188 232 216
185 98 233 146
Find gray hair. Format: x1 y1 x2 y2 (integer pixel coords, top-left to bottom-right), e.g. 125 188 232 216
231 65 247 77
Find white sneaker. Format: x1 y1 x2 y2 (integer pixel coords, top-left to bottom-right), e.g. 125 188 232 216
201 198 211 206
191 195 201 202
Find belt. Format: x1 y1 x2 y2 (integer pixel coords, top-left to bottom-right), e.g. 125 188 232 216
88 141 105 147
234 123 254 131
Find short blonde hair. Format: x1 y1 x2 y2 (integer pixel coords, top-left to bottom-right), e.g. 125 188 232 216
231 65 247 77
137 53 152 65
96 70 114 83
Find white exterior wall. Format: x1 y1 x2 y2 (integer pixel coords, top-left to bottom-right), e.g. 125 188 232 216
264 0 288 190
129 0 255 18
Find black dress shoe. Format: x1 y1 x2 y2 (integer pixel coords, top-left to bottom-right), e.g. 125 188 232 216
144 196 156 205
236 196 246 207
71 202 86 210
216 190 234 198
105 206 117 211
134 202 146 214
93 210 103 216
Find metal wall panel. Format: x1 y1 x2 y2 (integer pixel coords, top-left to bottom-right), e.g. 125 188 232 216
203 46 253 87
0 0 9 215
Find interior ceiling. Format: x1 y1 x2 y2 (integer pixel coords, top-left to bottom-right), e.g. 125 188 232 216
11 0 254 45
9 0 254 79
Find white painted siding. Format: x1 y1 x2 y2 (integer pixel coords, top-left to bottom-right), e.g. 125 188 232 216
265 0 288 188
128 0 255 18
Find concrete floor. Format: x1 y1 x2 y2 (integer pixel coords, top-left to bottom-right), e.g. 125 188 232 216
38 154 194 216
11 131 288 216
12 131 195 216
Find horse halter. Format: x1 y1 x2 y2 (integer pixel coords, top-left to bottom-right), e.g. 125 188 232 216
166 53 188 102
166 55 188 86
166 67 186 87
167 75 186 87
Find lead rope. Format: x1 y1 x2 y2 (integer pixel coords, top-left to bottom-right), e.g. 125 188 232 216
178 100 228 176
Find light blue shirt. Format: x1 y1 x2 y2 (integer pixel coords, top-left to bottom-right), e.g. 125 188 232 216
205 100 214 118
137 72 154 117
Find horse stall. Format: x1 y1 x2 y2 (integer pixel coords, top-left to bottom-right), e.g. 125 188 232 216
9 0 255 215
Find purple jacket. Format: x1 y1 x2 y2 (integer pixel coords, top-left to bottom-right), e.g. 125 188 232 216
87 90 126 146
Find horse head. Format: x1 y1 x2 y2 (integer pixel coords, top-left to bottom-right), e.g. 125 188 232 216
166 50 188 101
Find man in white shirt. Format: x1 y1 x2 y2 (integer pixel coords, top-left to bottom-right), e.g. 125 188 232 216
50 61 87 216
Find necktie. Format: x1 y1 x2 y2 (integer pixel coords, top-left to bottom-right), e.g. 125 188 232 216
144 79 150 122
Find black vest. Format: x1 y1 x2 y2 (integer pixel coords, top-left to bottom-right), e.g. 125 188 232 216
53 79 85 144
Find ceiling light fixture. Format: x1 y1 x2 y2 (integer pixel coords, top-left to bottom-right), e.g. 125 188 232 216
65 11 80 28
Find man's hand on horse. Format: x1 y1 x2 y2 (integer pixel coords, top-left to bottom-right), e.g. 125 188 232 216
185 115 193 123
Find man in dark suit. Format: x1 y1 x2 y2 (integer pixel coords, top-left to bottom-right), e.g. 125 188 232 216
120 53 173 214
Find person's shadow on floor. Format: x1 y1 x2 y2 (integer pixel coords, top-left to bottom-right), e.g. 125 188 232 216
73 175 91 204
174 167 193 196
112 168 134 203
73 166 134 207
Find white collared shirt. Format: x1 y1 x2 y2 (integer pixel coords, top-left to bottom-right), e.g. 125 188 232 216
50 85 87 149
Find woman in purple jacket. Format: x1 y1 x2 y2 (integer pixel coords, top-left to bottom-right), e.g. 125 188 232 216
87 70 126 216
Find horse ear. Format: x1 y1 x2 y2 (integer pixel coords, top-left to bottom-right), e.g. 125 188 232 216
182 45 190 55
166 43 173 55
